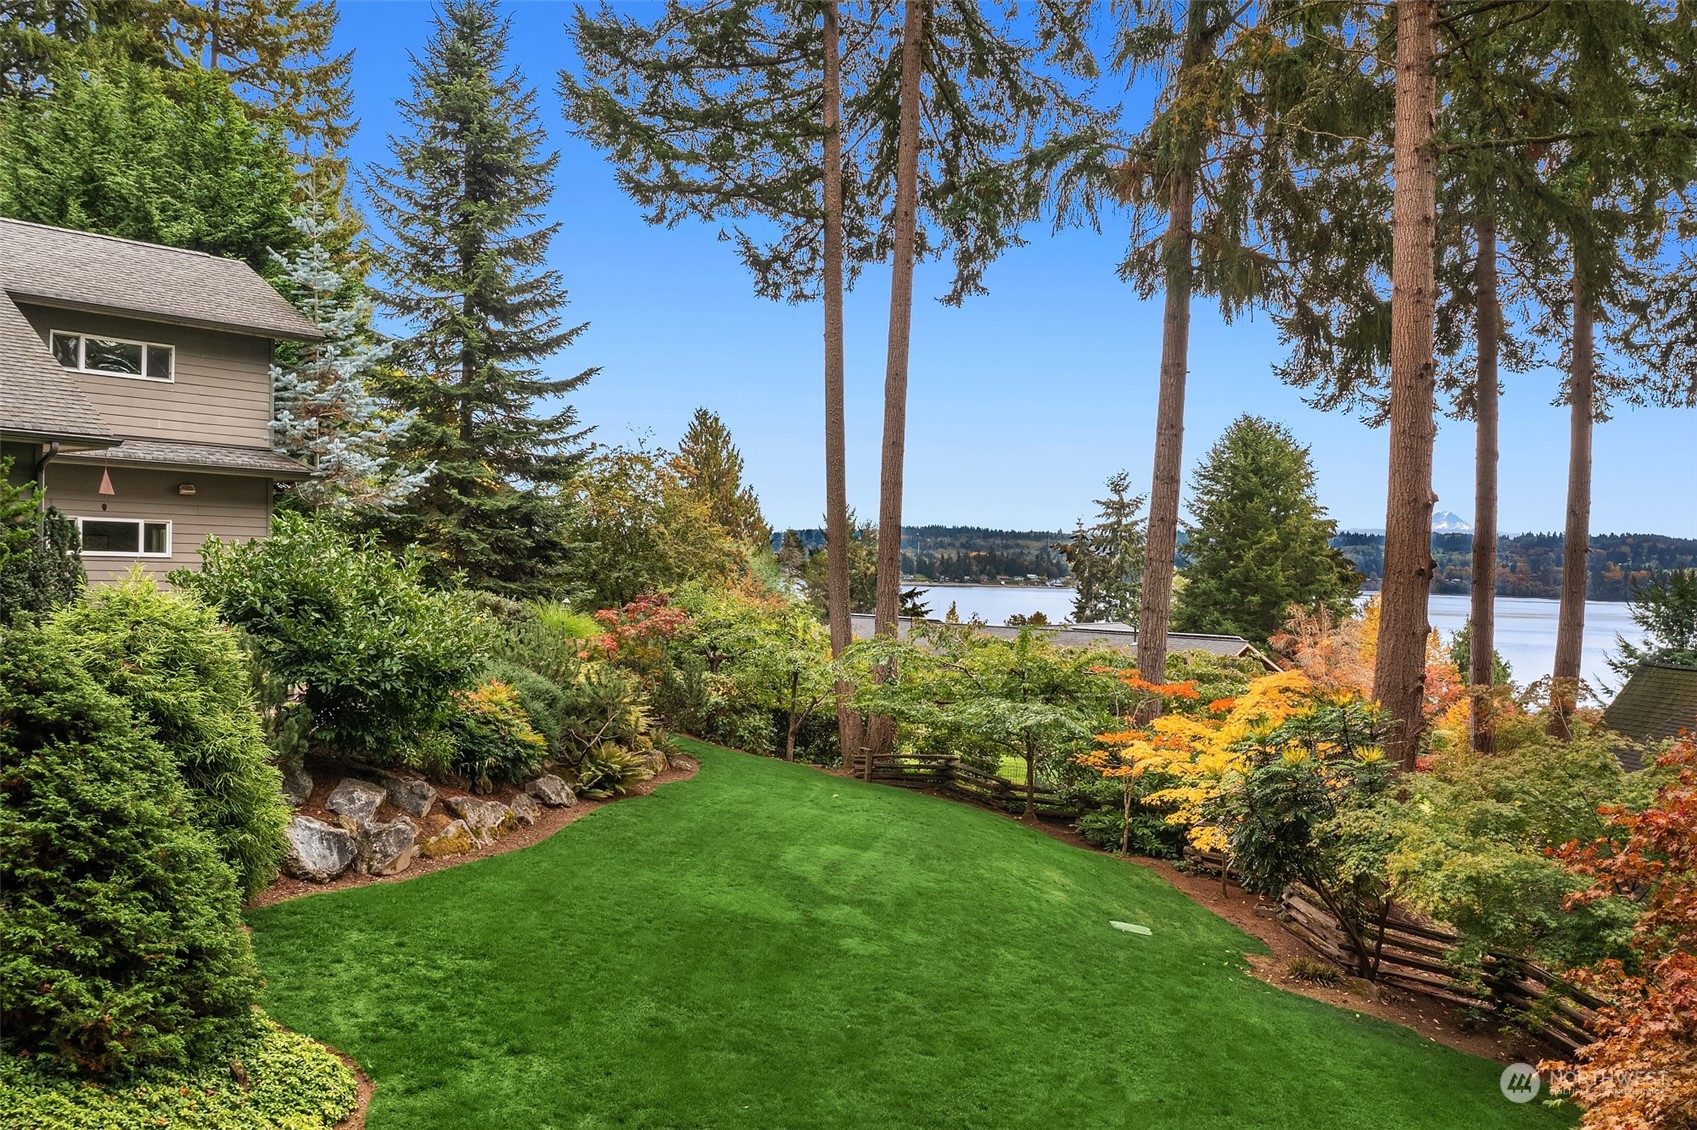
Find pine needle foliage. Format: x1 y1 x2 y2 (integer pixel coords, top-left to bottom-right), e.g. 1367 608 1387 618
0 624 263 1075
1174 415 1358 647
270 198 426 512
49 573 289 901
364 0 594 596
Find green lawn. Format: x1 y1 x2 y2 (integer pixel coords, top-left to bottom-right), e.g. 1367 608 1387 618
248 741 1569 1129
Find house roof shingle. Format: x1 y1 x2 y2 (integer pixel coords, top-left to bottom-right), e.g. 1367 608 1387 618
0 218 320 342
1601 663 1697 771
57 436 309 478
848 613 1279 670
0 291 115 448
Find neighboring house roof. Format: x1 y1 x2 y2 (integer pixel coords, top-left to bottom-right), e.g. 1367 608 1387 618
848 613 1279 671
57 436 308 478
0 290 116 449
1601 663 1697 771
0 218 321 342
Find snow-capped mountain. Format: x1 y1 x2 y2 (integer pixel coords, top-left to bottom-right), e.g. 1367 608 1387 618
1431 511 1473 533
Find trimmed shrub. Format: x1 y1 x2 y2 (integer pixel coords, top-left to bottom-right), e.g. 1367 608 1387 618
499 599 604 684
444 679 549 792
554 658 655 759
487 659 569 755
0 457 83 620
50 574 288 899
0 624 262 1074
0 1014 356 1129
178 512 485 756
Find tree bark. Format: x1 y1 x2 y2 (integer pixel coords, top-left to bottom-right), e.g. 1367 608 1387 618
1372 0 1440 772
1469 214 1500 754
786 671 799 761
867 0 925 767
1135 4 1209 702
1550 268 1594 738
1023 737 1037 820
820 1 864 769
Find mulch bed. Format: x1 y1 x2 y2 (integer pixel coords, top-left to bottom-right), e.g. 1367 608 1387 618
248 754 699 910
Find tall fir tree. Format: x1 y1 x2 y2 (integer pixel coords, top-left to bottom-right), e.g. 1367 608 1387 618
563 0 1103 762
1061 0 1276 698
0 58 298 268
269 198 424 512
364 0 593 597
1173 416 1357 649
0 1 355 201
672 408 769 546
1055 472 1146 625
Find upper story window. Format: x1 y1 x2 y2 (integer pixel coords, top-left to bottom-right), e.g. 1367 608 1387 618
50 330 174 382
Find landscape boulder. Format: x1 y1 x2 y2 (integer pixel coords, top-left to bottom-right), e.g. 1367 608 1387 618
525 774 576 807
508 792 541 827
442 794 515 844
420 819 475 859
281 765 314 807
381 774 437 819
281 815 358 882
325 778 387 827
357 818 418 876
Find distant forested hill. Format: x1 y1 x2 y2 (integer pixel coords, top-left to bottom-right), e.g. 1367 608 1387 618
899 526 1069 582
1333 532 1697 600
773 525 1069 582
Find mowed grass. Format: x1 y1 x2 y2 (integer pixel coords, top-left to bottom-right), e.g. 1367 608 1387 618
248 741 1570 1129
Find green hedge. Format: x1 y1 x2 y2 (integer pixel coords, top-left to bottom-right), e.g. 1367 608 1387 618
0 1015 357 1129
51 575 288 900
0 624 262 1073
179 513 485 757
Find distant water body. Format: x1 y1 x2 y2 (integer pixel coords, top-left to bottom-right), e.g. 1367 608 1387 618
912 583 1644 690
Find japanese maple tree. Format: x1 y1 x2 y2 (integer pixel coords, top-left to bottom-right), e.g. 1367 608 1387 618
1547 739 1697 1128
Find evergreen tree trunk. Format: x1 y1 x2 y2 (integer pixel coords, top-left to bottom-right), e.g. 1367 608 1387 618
1135 5 1207 701
1373 0 1440 772
868 0 925 767
1469 214 1500 754
820 0 864 770
1550 267 1594 739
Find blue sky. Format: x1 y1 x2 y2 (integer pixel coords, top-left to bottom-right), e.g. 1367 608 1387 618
333 1 1697 538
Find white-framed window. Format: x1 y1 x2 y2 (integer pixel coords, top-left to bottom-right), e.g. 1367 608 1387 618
50 330 174 382
77 517 172 557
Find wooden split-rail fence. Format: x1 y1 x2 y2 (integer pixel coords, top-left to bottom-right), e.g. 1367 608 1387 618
1181 849 1603 1054
1279 880 1605 1053
844 750 1080 819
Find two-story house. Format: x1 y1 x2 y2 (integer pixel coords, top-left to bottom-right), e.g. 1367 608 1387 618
0 218 319 582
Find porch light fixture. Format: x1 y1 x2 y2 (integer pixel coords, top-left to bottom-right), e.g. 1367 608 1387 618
177 482 197 497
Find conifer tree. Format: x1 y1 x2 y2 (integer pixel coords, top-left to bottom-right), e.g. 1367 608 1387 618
0 58 297 268
1174 416 1356 648
0 1 354 193
1063 0 1276 695
365 0 593 597
1526 3 1697 735
269 198 424 511
564 0 1102 762
672 407 769 545
1055 472 1146 625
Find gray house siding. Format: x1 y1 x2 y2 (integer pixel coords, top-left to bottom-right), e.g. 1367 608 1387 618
16 303 274 448
48 461 271 583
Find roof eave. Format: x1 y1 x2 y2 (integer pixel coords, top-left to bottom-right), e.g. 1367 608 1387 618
6 290 324 343
0 427 118 451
